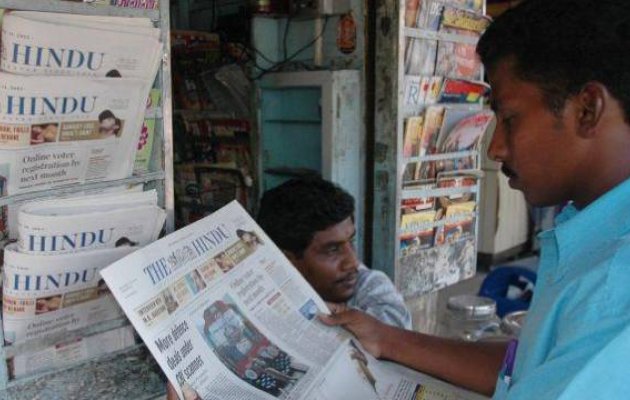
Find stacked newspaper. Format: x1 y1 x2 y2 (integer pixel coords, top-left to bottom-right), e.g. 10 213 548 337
102 201 484 400
0 11 161 196
2 190 166 346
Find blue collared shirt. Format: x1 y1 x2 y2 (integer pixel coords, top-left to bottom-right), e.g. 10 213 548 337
495 178 630 399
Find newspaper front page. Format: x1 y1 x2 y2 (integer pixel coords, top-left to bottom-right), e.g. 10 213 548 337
0 11 161 81
0 72 148 195
2 244 134 345
102 201 486 400
17 189 166 255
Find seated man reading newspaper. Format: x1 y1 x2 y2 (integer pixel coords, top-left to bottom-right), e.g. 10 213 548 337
256 176 411 330
166 177 412 399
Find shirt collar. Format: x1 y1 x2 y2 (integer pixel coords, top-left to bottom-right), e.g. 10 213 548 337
549 178 630 280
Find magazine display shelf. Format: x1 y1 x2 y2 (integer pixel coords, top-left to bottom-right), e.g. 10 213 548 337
0 0 174 397
372 0 488 300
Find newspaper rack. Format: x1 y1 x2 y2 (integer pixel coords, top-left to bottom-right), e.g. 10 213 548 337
372 0 490 301
0 0 174 397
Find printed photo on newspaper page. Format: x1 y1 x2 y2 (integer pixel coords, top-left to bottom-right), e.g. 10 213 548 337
102 201 486 400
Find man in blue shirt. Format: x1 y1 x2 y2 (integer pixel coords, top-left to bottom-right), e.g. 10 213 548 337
322 0 630 398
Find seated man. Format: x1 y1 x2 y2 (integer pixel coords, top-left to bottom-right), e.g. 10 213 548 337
257 176 411 329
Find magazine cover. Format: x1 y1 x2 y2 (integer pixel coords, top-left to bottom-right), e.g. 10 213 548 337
402 76 427 116
398 237 476 298
404 38 437 76
413 106 445 181
400 210 437 256
436 78 490 104
433 173 477 246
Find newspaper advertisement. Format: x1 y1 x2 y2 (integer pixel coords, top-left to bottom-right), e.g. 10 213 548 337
102 201 485 400
0 72 149 195
1 11 161 81
2 244 134 345
16 189 166 255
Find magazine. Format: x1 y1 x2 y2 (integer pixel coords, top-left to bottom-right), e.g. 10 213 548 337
433 173 477 247
16 189 166 255
0 72 148 195
434 6 490 80
2 244 134 345
1 11 160 81
102 201 485 400
413 106 445 181
436 78 490 104
404 39 437 76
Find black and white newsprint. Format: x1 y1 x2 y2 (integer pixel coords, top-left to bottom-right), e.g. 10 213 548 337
102 202 485 400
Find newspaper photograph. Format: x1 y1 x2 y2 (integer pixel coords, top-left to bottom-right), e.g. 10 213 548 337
102 201 485 400
17 189 166 255
0 72 149 195
2 244 134 345
1 11 161 82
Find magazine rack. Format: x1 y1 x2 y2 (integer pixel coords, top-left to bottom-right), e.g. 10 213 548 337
0 0 174 398
371 0 488 299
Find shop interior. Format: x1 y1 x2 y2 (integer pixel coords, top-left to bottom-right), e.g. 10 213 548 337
0 0 556 398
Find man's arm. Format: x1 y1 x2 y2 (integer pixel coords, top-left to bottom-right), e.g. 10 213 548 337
321 307 506 396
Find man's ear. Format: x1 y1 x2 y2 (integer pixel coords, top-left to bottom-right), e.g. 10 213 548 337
575 82 606 138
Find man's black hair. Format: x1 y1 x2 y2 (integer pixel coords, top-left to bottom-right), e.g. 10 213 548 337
477 0 630 122
257 177 355 257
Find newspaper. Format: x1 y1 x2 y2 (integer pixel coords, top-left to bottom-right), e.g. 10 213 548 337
7 325 136 380
102 201 485 400
3 182 144 244
17 189 166 255
0 72 149 195
2 244 134 345
1 11 161 81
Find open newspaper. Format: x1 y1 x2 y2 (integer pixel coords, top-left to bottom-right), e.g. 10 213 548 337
0 11 161 82
2 244 134 345
0 72 148 195
16 189 166 255
102 201 486 400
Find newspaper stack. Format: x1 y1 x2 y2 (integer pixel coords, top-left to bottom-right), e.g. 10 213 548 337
2 190 166 347
0 11 161 196
102 201 485 400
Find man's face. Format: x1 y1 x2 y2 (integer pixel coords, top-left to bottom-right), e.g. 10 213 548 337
288 217 359 303
487 59 587 207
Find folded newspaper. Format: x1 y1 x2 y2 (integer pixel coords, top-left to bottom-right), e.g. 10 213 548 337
101 201 485 400
0 72 148 195
1 11 161 81
17 189 166 255
2 244 134 345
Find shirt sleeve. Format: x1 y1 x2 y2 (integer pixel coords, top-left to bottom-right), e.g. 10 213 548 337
348 265 412 329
